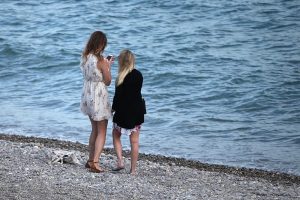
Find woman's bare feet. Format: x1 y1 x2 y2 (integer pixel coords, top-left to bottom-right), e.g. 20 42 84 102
130 170 137 175
112 160 125 171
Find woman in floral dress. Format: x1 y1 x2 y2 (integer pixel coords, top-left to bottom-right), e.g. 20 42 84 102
80 31 113 173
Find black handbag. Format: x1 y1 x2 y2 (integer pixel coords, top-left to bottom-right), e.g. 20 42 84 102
142 98 147 114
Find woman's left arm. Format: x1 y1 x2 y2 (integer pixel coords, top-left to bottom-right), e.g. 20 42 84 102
98 59 112 86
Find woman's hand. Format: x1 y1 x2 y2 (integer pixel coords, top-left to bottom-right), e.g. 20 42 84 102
105 56 115 71
106 55 115 65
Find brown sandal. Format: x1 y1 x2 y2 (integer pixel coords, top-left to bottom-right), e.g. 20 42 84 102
89 161 105 173
85 160 92 168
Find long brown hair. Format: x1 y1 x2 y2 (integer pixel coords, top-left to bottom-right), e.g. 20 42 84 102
82 31 107 64
116 49 135 86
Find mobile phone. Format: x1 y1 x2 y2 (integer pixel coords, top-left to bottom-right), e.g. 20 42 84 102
106 55 113 60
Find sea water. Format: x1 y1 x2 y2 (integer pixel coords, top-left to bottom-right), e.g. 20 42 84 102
0 0 299 175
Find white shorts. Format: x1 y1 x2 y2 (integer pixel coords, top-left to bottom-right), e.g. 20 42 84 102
113 123 141 136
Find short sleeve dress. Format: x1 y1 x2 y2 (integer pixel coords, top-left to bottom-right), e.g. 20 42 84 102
80 54 112 121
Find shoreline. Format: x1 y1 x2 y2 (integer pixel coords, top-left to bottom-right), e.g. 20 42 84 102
1 133 299 185
1 133 299 199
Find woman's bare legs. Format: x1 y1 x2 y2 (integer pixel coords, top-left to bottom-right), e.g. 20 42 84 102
93 120 107 170
112 128 124 169
88 117 97 162
88 117 108 171
129 130 140 175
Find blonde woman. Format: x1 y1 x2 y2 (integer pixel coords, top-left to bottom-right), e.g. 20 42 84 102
112 49 146 175
80 31 113 173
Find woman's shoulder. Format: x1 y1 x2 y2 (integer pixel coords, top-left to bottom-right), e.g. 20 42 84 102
125 69 142 81
85 54 98 66
87 53 97 60
131 68 143 77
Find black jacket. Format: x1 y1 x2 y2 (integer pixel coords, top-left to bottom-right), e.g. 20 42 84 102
112 69 146 129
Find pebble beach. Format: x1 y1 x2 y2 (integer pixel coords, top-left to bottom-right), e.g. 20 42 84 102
0 133 299 200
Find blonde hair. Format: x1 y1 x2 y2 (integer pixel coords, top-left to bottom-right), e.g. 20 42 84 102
116 49 135 86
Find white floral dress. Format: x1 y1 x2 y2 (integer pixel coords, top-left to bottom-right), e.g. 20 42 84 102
80 54 111 121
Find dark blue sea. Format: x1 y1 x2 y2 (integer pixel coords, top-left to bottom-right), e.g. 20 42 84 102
0 0 299 175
